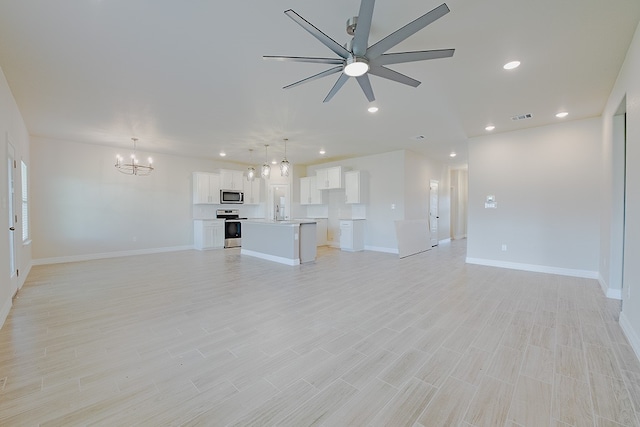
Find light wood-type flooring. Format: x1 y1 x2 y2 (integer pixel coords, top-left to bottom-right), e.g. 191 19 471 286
1 240 639 426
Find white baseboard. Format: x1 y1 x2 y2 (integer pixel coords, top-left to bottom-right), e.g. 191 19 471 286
33 245 193 266
240 249 299 266
0 296 12 331
597 274 622 300
607 288 623 300
438 238 451 244
620 312 640 362
465 257 599 279
364 245 399 254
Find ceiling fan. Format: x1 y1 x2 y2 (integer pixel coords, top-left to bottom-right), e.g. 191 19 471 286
263 1 455 103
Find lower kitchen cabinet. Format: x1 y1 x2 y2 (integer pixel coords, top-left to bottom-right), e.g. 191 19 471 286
339 219 365 252
194 220 224 250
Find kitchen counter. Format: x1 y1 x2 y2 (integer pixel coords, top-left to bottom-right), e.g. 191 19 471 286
241 220 317 265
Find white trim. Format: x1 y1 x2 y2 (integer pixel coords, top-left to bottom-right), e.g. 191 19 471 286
465 257 599 279
32 246 193 265
438 238 451 244
606 289 623 300
0 296 12 331
598 274 622 300
364 245 399 254
620 312 640 363
240 249 299 266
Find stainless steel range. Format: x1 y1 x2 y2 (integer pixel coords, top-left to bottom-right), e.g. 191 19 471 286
216 209 246 248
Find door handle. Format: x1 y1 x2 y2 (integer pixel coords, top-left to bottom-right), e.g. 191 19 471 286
9 227 15 231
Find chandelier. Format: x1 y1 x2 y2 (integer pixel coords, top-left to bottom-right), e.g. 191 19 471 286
261 144 271 178
247 149 256 182
280 138 290 177
115 137 154 176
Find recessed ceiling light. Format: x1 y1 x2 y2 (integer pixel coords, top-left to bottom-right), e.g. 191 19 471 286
271 160 277 165
219 152 226 157
555 111 569 118
503 61 520 70
319 149 326 155
485 125 495 131
368 106 379 113
449 152 457 158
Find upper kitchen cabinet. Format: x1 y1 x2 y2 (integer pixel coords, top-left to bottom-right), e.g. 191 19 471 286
316 166 343 190
345 170 365 204
243 177 262 204
300 176 324 205
219 169 244 190
193 172 220 204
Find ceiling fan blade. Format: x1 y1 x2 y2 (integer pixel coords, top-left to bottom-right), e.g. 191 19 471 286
352 0 376 57
284 66 343 90
368 65 421 87
356 74 375 102
263 55 344 65
323 73 350 103
372 49 455 66
284 9 351 59
366 3 450 59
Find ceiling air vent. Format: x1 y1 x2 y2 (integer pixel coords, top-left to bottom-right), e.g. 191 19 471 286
511 113 533 121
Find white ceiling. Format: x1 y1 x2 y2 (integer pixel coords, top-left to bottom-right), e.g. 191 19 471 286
1 0 639 167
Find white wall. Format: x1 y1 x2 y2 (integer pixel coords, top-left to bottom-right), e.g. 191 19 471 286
304 150 448 252
0 66 31 328
30 137 262 262
602 20 640 357
466 117 602 277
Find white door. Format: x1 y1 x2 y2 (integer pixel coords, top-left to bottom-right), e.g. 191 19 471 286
429 180 439 247
7 140 18 294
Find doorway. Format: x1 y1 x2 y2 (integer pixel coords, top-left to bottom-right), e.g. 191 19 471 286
268 184 290 221
429 180 439 247
6 137 18 295
612 98 627 305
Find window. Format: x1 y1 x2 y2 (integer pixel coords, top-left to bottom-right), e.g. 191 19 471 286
21 160 28 242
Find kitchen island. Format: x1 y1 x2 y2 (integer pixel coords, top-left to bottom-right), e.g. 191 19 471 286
241 220 317 265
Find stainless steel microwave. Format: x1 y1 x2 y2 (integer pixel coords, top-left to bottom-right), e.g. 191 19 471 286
220 189 244 204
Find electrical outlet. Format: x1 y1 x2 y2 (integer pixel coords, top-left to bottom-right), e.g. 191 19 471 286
133 236 137 242
501 244 507 251
391 204 396 210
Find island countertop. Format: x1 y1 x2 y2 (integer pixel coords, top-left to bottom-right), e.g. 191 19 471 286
241 219 317 225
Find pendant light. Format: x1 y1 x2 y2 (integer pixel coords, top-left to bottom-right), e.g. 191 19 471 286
247 149 256 182
261 144 271 178
280 138 290 177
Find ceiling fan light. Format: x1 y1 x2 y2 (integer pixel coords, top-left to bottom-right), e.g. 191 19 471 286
344 57 369 77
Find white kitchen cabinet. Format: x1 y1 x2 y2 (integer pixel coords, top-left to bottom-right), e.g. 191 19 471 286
193 172 220 204
219 169 244 190
194 220 224 250
345 170 365 204
300 176 324 205
316 166 343 190
339 219 365 252
243 177 262 204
